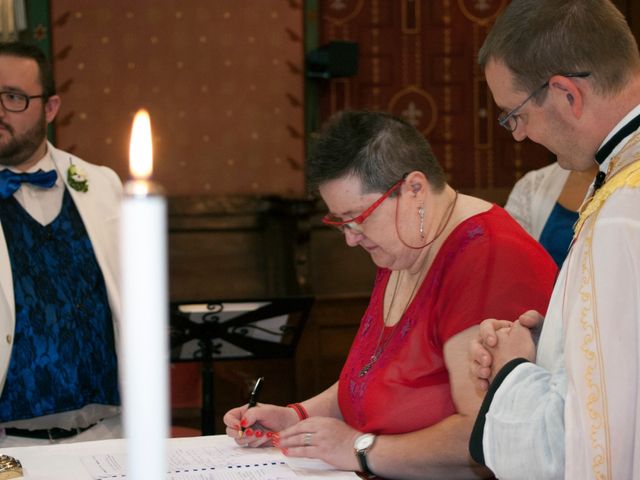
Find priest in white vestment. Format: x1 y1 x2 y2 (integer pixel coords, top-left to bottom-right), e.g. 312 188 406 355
467 1 640 479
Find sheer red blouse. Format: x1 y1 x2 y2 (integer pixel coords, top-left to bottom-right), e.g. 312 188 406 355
338 206 557 434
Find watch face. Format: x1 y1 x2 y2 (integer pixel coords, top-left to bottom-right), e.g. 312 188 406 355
354 433 375 451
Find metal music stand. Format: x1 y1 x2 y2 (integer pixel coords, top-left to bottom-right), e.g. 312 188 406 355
169 296 313 435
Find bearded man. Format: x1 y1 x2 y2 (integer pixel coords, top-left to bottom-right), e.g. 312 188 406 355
0 41 122 446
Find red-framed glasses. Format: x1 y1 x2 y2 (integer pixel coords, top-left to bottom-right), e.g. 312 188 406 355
322 177 405 234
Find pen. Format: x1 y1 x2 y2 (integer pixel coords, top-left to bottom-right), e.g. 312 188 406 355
248 376 264 408
240 376 264 436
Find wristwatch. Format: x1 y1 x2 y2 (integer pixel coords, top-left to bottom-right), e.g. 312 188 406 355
353 433 377 476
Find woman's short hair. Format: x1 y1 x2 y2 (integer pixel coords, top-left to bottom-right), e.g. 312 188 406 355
307 110 446 194
478 0 640 97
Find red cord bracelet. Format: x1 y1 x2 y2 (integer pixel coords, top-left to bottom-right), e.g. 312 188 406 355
286 402 309 420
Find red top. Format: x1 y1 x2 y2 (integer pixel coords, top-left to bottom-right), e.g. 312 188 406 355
338 206 557 434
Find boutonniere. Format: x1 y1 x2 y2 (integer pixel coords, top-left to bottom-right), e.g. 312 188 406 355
67 159 89 192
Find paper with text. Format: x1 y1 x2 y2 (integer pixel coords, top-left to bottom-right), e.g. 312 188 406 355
81 444 338 480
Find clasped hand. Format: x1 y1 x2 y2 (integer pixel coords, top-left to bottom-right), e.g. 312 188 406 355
469 310 543 391
223 404 361 471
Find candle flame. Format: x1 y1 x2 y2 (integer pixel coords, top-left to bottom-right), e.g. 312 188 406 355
129 109 153 179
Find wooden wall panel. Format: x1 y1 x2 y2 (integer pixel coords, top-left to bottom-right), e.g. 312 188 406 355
295 296 369 396
168 196 312 301
49 1 305 197
169 230 267 300
309 227 376 296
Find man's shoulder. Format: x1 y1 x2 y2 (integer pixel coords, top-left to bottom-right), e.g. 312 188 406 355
48 143 122 190
49 143 110 172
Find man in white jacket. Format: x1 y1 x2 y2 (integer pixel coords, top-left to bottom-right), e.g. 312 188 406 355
469 0 640 478
0 41 122 445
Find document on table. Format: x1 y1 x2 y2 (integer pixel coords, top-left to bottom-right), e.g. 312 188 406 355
81 440 353 480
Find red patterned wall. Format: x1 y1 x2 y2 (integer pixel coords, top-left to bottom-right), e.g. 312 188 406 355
49 1 305 197
317 0 551 198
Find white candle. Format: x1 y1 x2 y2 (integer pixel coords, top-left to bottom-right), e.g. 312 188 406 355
120 109 169 480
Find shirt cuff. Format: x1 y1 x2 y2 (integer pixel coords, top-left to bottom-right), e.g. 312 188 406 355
468 357 530 466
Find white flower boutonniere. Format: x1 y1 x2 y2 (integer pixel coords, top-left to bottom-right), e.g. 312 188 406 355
67 160 89 192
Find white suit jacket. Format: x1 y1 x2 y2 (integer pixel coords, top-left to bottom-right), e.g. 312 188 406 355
0 142 122 393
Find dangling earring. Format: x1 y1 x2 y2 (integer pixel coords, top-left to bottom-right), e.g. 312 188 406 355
418 205 425 241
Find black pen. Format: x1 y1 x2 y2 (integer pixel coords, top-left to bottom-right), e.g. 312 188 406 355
241 376 264 436
248 376 264 408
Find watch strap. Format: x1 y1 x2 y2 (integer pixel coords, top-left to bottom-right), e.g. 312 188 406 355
354 434 377 477
356 448 375 477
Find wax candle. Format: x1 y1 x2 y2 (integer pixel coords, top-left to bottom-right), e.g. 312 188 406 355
120 109 169 480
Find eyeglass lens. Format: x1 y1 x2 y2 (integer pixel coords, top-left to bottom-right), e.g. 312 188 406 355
0 92 31 112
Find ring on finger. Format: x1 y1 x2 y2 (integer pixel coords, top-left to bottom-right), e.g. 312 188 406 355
303 432 312 447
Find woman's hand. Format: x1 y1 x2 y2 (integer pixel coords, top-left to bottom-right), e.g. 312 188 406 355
223 403 299 447
276 417 361 471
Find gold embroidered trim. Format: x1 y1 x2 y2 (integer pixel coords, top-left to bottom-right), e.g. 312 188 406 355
578 230 612 479
574 158 640 236
570 135 640 478
568 134 640 478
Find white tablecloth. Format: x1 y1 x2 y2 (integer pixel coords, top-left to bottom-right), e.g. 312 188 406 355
0 434 358 479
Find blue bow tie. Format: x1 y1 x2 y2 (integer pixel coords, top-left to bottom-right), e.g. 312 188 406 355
0 169 58 199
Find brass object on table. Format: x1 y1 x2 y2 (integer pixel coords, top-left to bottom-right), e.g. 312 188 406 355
0 455 22 479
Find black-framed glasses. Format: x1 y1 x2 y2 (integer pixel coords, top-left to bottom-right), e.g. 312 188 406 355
322 177 405 235
0 91 46 113
498 72 591 132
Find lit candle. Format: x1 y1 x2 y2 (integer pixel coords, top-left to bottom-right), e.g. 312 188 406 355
120 109 169 480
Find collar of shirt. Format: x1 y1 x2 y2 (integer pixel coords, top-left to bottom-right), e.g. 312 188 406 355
596 103 640 174
4 147 65 226
27 148 63 185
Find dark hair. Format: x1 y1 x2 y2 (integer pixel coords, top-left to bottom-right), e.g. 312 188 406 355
478 0 640 96
0 41 56 98
307 110 446 194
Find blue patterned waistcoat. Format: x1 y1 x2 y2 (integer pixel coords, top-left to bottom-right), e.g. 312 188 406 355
0 189 120 421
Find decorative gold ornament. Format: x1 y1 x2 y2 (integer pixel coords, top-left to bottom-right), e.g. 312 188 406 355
0 454 23 479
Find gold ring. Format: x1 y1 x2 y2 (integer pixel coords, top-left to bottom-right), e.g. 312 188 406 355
303 432 312 447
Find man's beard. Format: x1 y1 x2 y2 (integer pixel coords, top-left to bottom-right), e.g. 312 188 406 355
0 111 47 168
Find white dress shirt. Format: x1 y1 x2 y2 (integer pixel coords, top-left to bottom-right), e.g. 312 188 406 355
6 148 64 225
